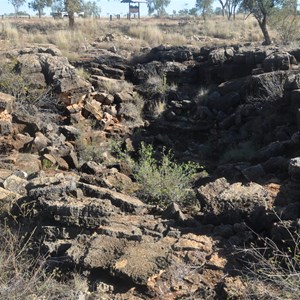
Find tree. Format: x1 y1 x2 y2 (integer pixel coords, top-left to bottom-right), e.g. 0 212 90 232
52 0 83 28
82 0 101 17
9 0 26 16
242 0 276 45
227 0 242 19
65 0 83 28
147 0 171 17
218 0 228 16
29 0 53 18
196 0 213 20
269 0 299 44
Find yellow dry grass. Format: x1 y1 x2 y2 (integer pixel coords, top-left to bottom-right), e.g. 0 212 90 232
0 14 295 58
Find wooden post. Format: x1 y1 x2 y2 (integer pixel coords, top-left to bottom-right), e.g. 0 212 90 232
138 2 140 19
128 2 131 20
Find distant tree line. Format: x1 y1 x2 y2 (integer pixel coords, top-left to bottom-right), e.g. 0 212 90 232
8 0 101 23
7 0 300 45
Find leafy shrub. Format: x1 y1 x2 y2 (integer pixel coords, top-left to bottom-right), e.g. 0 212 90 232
133 143 198 206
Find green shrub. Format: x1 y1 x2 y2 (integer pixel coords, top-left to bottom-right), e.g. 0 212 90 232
133 143 198 207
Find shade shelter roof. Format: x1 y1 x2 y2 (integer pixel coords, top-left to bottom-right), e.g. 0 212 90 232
121 0 147 3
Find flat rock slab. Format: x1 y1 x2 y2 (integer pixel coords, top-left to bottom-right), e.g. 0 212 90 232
78 182 145 212
67 234 170 285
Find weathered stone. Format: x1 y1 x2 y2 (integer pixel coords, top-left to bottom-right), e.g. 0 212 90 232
102 171 137 194
113 240 170 285
173 233 213 254
0 92 15 113
4 174 28 195
13 153 41 174
162 202 187 223
0 187 21 213
207 91 240 112
288 157 300 178
97 64 124 80
222 276 247 300
263 51 295 72
254 141 286 162
34 132 50 152
208 48 227 64
78 182 145 212
40 196 118 227
114 91 134 103
0 113 12 135
80 161 104 175
198 178 269 228
59 126 81 141
92 92 114 105
146 45 193 62
82 99 103 121
68 235 126 268
241 164 266 181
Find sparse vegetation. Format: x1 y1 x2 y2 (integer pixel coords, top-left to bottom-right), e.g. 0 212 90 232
133 143 199 207
97 79 133 95
0 226 82 300
0 14 279 56
241 219 300 299
0 60 45 101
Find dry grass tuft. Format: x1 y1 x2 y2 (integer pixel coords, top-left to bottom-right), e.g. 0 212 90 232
0 226 84 300
239 218 300 300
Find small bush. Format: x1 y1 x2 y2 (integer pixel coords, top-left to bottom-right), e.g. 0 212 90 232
133 143 198 206
270 7 300 44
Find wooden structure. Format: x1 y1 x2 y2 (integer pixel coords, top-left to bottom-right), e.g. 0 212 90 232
121 0 147 19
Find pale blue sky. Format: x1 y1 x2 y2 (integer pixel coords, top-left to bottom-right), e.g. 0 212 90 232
0 1 199 16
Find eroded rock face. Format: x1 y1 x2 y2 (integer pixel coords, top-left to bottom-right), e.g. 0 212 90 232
3 45 92 105
2 42 300 299
3 169 223 298
198 178 270 229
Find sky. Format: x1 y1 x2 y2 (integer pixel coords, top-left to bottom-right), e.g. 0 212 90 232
0 1 199 17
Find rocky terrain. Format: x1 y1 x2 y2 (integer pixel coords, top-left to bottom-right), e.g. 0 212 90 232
1 40 300 299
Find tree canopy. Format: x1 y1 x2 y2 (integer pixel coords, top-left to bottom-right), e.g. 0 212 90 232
9 0 26 15
196 0 213 20
147 0 171 17
29 0 53 18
